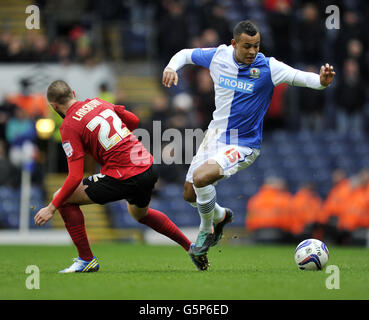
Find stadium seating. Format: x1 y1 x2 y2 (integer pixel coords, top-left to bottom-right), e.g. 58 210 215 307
0 186 46 229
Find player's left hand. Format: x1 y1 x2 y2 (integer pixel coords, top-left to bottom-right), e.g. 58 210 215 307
320 63 336 87
34 205 56 226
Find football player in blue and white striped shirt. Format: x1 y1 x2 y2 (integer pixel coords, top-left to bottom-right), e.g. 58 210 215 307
162 20 335 261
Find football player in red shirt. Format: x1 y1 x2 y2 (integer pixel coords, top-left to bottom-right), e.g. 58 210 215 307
34 80 208 272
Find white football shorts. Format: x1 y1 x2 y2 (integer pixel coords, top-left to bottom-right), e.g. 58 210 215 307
185 129 260 184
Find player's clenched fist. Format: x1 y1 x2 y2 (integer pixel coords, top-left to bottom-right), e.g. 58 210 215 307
320 63 336 87
162 67 178 88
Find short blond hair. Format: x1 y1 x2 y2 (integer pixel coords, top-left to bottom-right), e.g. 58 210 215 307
47 80 74 104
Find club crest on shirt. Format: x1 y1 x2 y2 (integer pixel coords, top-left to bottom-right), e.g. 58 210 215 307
250 68 260 78
62 141 74 158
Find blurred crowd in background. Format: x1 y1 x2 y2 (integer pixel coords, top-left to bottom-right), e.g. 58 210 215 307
246 168 369 245
0 0 368 241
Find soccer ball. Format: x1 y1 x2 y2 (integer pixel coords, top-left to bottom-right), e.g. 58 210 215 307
294 239 329 270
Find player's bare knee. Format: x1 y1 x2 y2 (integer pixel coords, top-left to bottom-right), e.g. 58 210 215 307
193 173 210 188
183 182 196 202
127 203 148 222
183 189 195 203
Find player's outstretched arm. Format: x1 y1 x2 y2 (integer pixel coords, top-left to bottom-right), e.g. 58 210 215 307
319 63 336 87
162 49 195 88
270 58 336 90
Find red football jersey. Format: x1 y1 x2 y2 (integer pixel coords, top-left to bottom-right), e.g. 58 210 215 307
60 98 153 180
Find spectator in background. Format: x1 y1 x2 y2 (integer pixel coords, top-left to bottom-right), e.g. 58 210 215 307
183 28 221 108
0 98 16 141
150 93 170 132
298 65 326 132
149 92 193 185
168 92 195 168
344 38 369 83
264 0 293 63
192 68 215 130
165 93 195 183
322 168 349 223
334 10 368 74
289 182 323 241
171 92 195 131
0 31 12 61
321 168 350 243
50 39 73 65
0 140 19 187
7 79 49 120
157 141 187 185
92 0 130 60
294 2 325 65
114 89 127 109
5 35 26 62
157 0 190 70
335 59 366 133
197 2 232 45
26 32 51 63
200 29 221 48
5 106 37 169
74 30 95 66
245 176 292 243
264 82 289 131
337 170 369 244
98 82 116 104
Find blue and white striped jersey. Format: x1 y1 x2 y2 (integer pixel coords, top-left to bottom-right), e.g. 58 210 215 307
167 44 325 149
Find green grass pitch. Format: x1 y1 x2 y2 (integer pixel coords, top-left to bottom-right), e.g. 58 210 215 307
0 243 368 300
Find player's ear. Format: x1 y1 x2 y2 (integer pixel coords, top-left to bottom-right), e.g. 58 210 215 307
72 90 76 98
231 39 237 49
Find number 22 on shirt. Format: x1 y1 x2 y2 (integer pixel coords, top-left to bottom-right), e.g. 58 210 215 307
86 109 131 151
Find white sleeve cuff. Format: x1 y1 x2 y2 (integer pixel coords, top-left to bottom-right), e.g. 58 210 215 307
166 49 195 71
293 70 326 90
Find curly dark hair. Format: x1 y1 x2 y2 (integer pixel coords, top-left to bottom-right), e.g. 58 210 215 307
233 20 259 41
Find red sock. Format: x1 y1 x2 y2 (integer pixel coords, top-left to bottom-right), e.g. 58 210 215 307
58 204 94 261
138 208 192 251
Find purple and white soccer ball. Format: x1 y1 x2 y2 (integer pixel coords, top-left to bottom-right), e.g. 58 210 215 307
294 239 329 270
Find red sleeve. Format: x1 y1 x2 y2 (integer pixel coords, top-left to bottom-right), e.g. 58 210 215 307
113 105 139 131
52 157 84 208
53 124 85 208
60 124 85 162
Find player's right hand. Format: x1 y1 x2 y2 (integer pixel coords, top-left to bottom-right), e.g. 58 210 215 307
34 205 55 226
162 67 178 88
